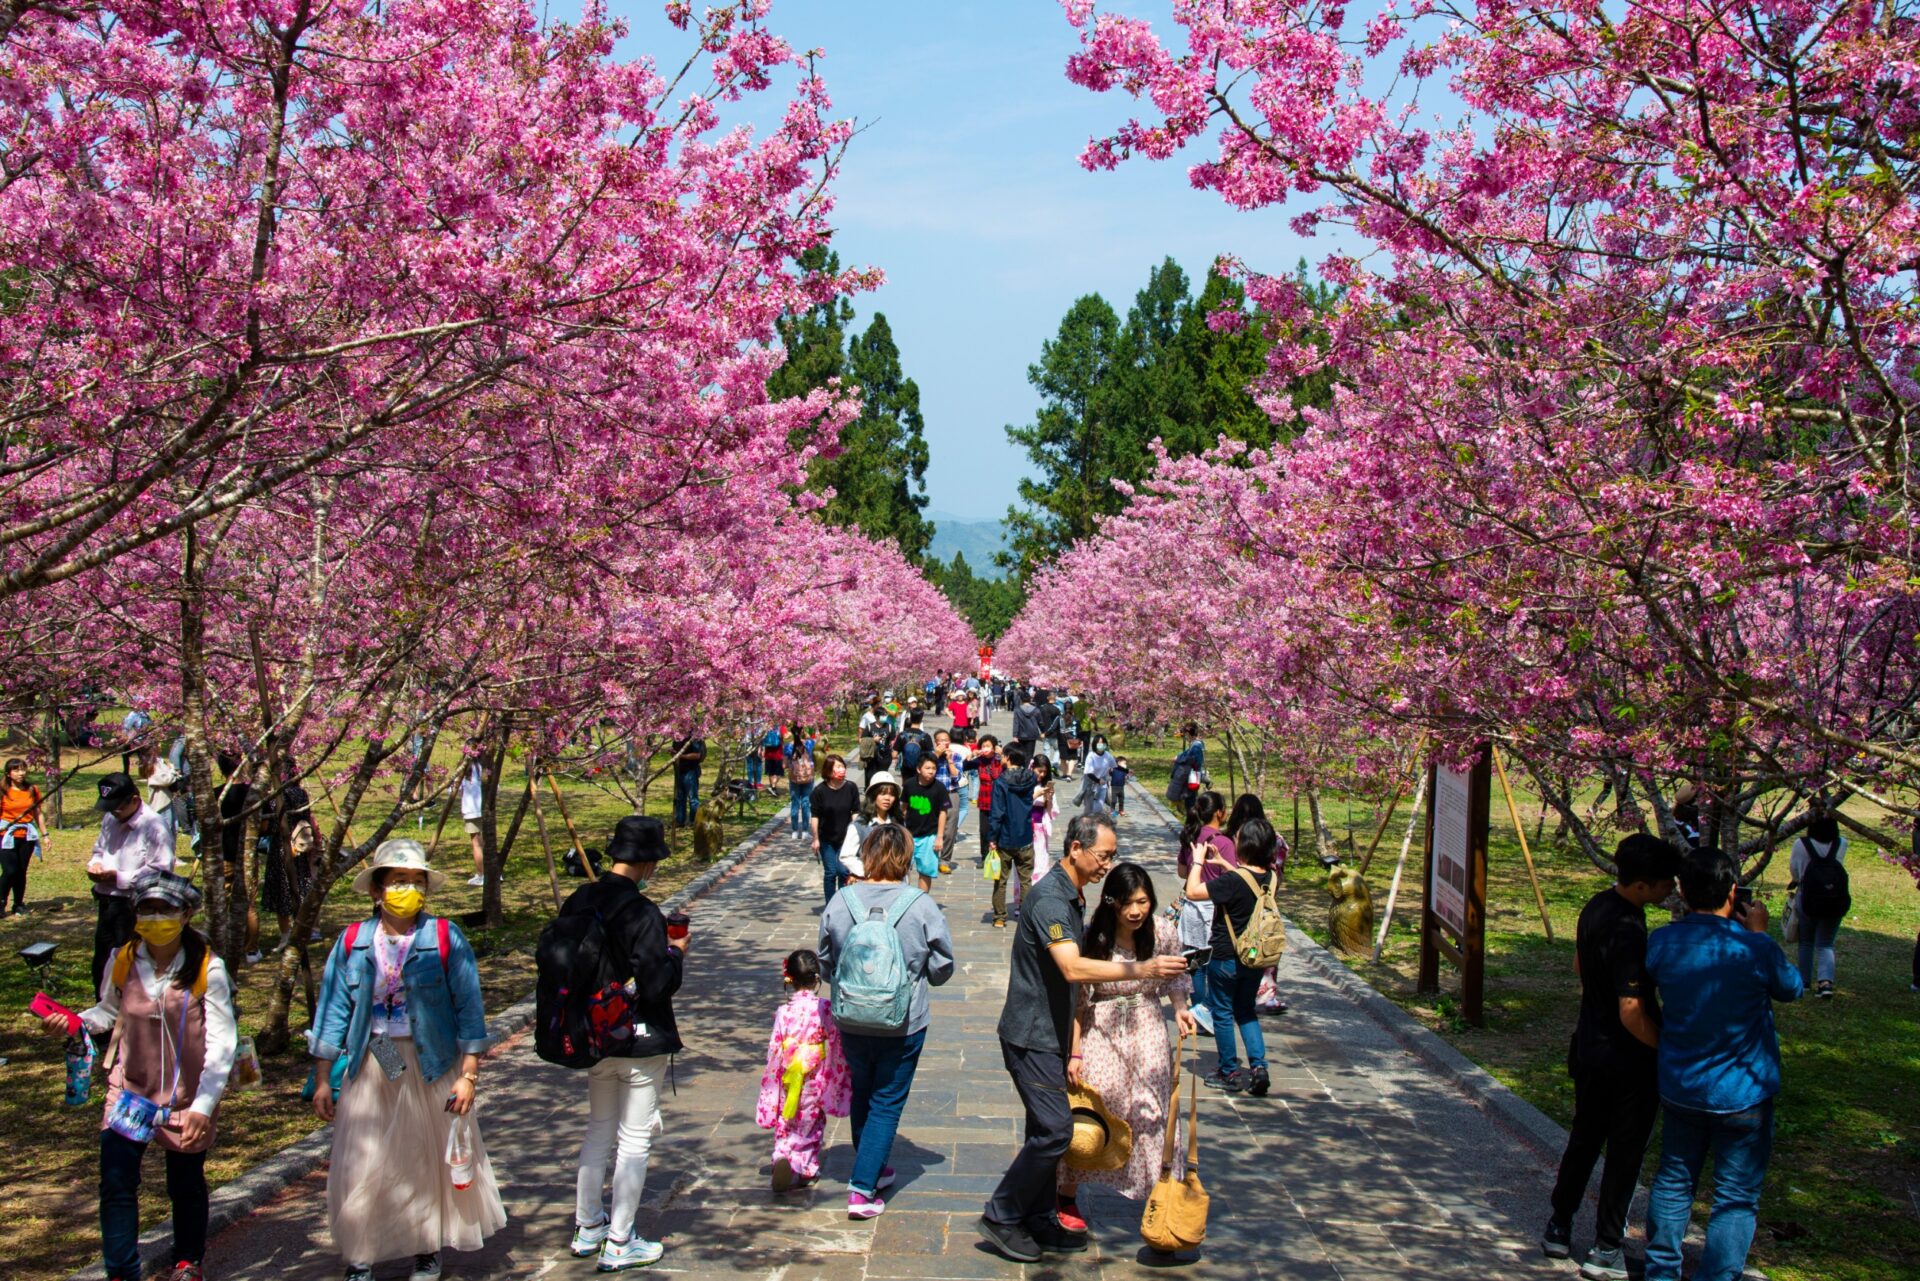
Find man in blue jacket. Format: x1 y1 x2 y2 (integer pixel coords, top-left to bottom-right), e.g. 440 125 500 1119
986 745 1038 929
1642 848 1802 1281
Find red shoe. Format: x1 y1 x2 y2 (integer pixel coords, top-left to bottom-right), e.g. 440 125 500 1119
1056 1198 1087 1233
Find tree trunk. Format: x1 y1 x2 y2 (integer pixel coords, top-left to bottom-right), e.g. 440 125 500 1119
1306 788 1337 861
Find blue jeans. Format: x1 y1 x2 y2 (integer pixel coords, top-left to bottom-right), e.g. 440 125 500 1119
1204 956 1266 1074
789 785 812 836
100 1129 208 1279
746 754 763 787
1796 914 1839 985
1645 1099 1774 1281
672 768 700 824
842 1029 926 1197
819 840 848 906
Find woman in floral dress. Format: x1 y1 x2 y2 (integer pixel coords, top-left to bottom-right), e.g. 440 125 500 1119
1059 862 1198 1231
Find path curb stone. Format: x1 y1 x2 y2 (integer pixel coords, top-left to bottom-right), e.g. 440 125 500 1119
1134 781 1570 1162
71 808 790 1281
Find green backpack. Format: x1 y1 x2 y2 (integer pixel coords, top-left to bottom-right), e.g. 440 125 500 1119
1224 867 1287 968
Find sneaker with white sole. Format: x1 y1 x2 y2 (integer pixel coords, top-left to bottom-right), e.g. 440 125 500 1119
847 1191 885 1219
409 1253 441 1281
875 1166 896 1191
570 1217 610 1257
466 873 486 887
597 1235 664 1271
1579 1245 1630 1280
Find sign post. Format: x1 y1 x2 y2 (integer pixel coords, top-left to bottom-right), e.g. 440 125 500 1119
1417 745 1491 1026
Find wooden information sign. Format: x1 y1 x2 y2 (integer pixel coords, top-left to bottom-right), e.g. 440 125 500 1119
1418 745 1491 1026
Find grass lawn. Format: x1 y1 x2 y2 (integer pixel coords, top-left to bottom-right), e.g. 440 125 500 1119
1107 727 1920 1281
0 738 805 1281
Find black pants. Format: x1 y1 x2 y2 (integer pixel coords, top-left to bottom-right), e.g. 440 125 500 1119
100 1128 209 1280
0 838 33 909
92 894 137 994
985 1041 1073 1229
1548 1058 1660 1248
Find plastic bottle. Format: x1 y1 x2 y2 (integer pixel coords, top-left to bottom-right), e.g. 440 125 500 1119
445 1114 474 1190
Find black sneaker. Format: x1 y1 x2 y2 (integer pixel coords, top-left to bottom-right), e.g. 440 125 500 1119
976 1215 1041 1263
1247 1067 1271 1097
1817 980 1835 999
1203 1068 1248 1093
344 1268 373 1281
409 1253 441 1281
1541 1219 1572 1259
1029 1216 1090 1254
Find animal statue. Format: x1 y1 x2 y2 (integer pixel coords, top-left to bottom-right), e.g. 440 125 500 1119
692 797 726 863
1327 865 1376 956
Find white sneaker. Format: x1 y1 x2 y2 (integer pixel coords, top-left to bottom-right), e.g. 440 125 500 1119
467 873 486 887
570 1217 610 1258
244 951 263 964
597 1235 664 1271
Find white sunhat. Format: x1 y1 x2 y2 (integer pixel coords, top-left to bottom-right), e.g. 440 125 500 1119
351 837 449 894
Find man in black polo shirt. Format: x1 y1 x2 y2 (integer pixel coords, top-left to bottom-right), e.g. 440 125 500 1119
978 814 1187 1262
1543 832 1681 1277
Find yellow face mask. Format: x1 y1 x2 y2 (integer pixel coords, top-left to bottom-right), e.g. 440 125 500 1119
383 885 426 919
134 916 185 947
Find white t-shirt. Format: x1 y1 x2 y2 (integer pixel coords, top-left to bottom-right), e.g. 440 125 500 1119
459 764 485 822
370 927 414 1038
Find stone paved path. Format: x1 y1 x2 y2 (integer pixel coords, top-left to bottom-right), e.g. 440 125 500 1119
202 710 1575 1280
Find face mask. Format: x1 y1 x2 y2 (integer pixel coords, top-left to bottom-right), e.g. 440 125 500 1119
134 916 184 947
383 885 426 918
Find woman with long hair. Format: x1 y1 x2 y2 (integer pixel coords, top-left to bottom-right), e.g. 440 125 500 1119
1176 791 1234 1031
1056 862 1197 1233
1 756 45 914
1028 756 1059 882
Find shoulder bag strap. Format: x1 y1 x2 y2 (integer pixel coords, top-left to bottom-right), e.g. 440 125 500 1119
1223 866 1261 956
1182 1060 1202 1176
1160 1029 1189 1175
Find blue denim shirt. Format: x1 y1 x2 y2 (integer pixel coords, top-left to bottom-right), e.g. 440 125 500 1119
986 766 1038 850
309 916 490 1084
1644 913 1802 1113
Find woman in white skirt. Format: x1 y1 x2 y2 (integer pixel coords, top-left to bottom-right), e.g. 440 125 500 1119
311 839 505 1281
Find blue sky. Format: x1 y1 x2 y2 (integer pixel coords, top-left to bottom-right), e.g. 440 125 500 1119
606 1 1317 522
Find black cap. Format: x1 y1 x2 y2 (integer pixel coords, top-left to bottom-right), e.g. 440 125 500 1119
606 815 668 866
95 772 139 813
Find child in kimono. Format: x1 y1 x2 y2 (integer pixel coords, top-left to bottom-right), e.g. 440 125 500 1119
757 950 850 1194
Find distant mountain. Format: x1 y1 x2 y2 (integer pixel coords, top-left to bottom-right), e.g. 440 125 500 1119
926 509 1010 578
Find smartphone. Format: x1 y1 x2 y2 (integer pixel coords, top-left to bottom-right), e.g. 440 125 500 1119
1183 947 1211 973
1734 886 1754 909
31 992 79 1036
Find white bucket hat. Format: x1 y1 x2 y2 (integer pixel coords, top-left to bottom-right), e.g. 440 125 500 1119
351 837 448 894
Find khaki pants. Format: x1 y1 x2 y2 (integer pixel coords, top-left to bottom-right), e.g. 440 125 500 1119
990 844 1035 924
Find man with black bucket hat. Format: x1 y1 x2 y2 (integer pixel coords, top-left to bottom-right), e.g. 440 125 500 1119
549 816 688 1272
86 771 178 993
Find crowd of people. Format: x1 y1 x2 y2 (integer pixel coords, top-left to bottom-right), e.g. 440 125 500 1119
22 677 1911 1281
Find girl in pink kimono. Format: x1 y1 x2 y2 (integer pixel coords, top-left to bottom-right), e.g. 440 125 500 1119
757 950 850 1194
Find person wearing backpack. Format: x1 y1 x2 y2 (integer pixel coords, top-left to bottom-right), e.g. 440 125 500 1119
1788 811 1850 999
40 870 236 1281
310 840 504 1281
786 731 816 840
540 816 686 1271
817 824 955 1221
1181 817 1285 1096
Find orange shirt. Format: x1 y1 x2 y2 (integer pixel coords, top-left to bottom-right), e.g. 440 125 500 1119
1 783 42 831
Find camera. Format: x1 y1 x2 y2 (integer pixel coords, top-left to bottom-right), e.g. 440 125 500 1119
1183 947 1211 973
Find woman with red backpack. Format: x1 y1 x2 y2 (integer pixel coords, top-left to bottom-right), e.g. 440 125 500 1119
310 839 504 1281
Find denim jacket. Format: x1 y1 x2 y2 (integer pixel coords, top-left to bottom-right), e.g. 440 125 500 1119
309 916 490 1084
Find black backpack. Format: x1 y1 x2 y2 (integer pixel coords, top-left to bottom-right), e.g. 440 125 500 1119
535 899 637 1068
1798 839 1851 921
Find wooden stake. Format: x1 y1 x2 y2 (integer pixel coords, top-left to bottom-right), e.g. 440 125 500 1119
545 769 597 882
524 760 564 910
1357 786 1405 876
1372 770 1428 961
1493 747 1555 942
425 766 461 858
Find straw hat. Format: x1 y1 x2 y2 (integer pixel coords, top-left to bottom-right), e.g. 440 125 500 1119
1063 1083 1132 1173
351 837 448 894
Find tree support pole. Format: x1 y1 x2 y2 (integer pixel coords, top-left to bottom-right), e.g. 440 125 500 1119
1493 748 1554 942
1372 771 1428 961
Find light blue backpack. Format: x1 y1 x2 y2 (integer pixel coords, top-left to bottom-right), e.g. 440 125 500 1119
831 885 921 1033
